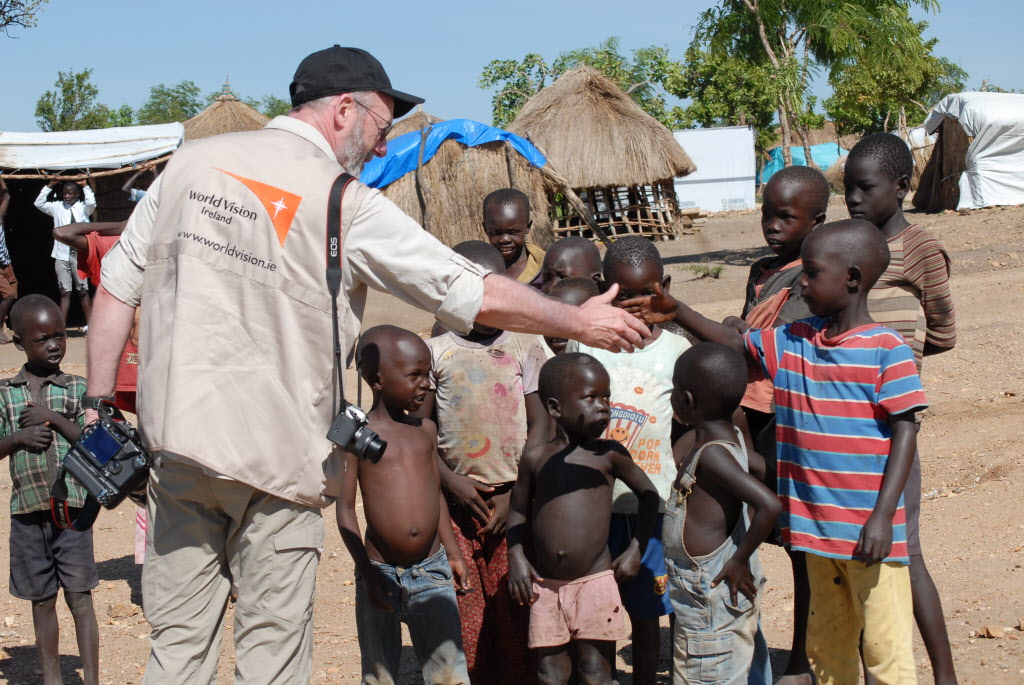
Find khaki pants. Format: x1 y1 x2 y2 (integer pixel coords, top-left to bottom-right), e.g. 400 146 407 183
806 555 917 685
142 456 324 684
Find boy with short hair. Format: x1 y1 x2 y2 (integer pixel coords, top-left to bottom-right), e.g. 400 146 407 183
567 236 692 685
34 180 95 325
508 352 659 685
0 175 17 344
419 240 549 684
483 188 545 288
0 294 98 685
337 325 471 685
542 277 600 357
540 236 603 294
665 343 780 685
628 220 925 684
845 131 957 683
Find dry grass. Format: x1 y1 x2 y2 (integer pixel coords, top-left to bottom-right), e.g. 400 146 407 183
508 66 695 189
913 117 970 212
825 156 847 193
184 95 269 142
388 110 443 140
381 138 554 248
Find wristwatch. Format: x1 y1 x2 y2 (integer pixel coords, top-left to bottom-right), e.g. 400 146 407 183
82 395 116 410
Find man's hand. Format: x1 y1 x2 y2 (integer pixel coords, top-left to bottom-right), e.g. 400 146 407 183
479 490 511 537
47 180 58 188
444 473 494 526
620 281 679 327
359 564 395 611
448 553 472 594
611 540 642 583
854 511 893 565
576 284 650 352
508 552 541 606
18 403 61 429
76 179 87 187
712 558 758 607
16 425 52 451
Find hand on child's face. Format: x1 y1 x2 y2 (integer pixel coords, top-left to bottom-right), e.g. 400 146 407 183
619 281 676 326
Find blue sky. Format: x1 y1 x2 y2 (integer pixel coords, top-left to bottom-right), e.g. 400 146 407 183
1 0 1019 132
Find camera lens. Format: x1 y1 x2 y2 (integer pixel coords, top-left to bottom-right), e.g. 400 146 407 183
353 429 387 463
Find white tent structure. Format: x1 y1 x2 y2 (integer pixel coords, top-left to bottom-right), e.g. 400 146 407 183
921 92 1024 210
672 126 756 212
0 123 183 172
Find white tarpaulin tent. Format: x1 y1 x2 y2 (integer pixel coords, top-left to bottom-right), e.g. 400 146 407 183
923 92 1024 210
672 126 756 212
0 122 183 171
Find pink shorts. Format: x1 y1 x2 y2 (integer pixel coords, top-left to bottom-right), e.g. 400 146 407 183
528 569 629 648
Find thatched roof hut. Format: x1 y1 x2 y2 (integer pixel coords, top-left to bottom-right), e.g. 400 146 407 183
509 66 696 241
377 113 555 248
184 88 269 142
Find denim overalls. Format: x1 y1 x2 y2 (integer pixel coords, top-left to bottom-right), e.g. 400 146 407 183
662 432 772 685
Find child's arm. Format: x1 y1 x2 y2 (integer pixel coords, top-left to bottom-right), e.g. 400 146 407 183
608 445 660 582
698 446 781 604
121 166 151 194
0 176 9 219
524 392 548 449
18 403 82 443
621 282 748 357
855 411 917 565
0 426 53 458
335 452 394 611
429 428 471 593
506 449 541 605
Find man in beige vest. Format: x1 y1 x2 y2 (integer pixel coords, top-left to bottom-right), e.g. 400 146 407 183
85 46 647 684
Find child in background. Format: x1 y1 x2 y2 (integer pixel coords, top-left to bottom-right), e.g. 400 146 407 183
122 163 158 203
0 176 17 344
631 220 925 684
845 132 958 684
337 325 471 685
567 236 692 685
483 188 545 288
542 277 600 357
419 240 549 684
0 295 98 685
665 344 780 685
34 180 95 325
540 236 603 294
508 353 659 685
728 165 828 685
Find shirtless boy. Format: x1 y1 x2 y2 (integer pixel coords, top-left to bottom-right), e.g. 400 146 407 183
336 325 471 685
508 353 659 685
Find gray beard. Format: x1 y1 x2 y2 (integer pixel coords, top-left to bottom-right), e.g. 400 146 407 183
337 112 369 177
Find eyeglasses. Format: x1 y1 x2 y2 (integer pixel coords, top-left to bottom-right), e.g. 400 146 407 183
352 99 392 140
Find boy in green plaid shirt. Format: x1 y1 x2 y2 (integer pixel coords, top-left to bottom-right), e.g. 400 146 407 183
0 294 98 685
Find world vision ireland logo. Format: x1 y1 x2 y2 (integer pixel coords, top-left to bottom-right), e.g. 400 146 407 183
216 169 302 246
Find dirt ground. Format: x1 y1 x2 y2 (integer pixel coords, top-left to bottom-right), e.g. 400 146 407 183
0 200 1021 684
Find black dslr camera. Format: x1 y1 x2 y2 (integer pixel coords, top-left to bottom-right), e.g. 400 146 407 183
326 400 387 463
61 404 151 510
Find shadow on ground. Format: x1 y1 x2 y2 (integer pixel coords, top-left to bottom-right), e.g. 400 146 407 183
665 246 770 268
0 646 86 685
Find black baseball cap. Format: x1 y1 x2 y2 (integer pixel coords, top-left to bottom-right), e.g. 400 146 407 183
289 46 424 117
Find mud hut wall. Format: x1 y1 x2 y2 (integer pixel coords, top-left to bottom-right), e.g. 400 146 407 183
381 139 554 248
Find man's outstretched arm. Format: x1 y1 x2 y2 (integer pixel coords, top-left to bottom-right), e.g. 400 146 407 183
84 286 136 422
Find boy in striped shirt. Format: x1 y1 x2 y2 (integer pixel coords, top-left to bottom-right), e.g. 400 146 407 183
846 132 957 684
624 220 925 684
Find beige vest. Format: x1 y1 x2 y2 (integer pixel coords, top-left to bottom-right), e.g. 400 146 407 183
138 127 370 507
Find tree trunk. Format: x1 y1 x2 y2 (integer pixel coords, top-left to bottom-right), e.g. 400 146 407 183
778 101 794 167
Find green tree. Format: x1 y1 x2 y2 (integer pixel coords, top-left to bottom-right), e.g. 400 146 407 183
825 22 967 137
696 0 939 167
137 80 203 125
668 46 777 153
256 95 291 118
1 0 47 36
106 104 135 128
34 68 114 131
478 53 553 128
479 38 687 128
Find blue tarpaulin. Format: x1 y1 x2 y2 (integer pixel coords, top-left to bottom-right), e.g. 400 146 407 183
760 142 848 184
360 119 547 190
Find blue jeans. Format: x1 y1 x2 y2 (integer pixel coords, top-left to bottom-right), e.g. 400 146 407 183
355 545 469 685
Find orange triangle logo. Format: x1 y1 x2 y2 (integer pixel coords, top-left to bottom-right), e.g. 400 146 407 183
216 169 303 246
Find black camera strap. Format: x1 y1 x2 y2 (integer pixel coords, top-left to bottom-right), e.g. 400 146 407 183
327 172 355 417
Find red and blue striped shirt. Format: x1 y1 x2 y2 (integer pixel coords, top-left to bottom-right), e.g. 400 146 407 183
744 318 927 564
